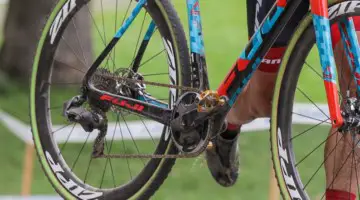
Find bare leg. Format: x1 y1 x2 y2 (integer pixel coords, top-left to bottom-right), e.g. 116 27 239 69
225 32 360 197
226 70 277 125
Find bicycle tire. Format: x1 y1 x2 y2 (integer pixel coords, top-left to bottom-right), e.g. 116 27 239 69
29 0 195 199
271 1 360 199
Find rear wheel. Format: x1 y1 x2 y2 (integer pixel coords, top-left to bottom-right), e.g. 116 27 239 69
30 0 197 199
272 1 360 199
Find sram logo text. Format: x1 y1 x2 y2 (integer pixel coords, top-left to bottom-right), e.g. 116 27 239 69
100 94 145 112
50 0 76 44
45 151 103 199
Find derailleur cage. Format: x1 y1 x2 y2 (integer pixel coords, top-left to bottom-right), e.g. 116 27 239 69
63 96 108 157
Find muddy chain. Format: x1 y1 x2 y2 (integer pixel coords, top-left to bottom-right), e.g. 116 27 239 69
99 73 201 93
94 73 212 159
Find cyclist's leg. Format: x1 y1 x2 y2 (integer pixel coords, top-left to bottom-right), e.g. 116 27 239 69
205 0 309 187
226 0 309 126
227 0 360 197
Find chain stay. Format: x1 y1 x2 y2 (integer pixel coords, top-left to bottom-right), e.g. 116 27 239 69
94 73 208 159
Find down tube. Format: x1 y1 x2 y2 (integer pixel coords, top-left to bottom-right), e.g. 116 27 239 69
310 0 343 127
217 0 293 105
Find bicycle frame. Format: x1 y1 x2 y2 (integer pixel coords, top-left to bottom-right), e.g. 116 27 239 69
84 0 360 128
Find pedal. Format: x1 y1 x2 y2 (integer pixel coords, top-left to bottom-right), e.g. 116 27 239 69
206 141 214 150
196 90 226 112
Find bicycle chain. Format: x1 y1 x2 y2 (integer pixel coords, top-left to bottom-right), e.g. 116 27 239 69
94 73 212 159
98 135 212 159
99 73 201 93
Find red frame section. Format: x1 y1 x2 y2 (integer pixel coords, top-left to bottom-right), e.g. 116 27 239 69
277 0 287 7
310 0 328 17
310 0 343 127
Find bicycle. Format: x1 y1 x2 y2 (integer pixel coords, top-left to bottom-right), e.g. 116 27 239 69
30 0 360 199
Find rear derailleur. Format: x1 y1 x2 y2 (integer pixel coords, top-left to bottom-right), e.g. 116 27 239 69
63 95 108 157
62 69 147 158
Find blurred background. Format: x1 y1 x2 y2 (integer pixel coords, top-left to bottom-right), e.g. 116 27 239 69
0 0 330 199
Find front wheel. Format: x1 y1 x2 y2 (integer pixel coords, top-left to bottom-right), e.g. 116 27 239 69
272 1 360 199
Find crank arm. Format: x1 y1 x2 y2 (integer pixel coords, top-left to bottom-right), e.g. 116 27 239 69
193 106 228 130
87 85 173 126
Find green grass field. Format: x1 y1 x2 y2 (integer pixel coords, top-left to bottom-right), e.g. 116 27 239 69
0 120 331 199
0 0 337 199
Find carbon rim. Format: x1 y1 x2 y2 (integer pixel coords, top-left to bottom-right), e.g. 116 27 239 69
272 2 360 199
30 0 190 199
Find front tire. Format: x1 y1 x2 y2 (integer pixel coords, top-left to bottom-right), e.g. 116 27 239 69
271 1 360 199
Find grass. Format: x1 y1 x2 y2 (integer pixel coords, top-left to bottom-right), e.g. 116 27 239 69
0 120 332 199
0 0 344 199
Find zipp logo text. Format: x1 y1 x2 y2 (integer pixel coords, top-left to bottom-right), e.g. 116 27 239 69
45 151 103 199
50 0 76 44
329 1 360 20
277 128 302 199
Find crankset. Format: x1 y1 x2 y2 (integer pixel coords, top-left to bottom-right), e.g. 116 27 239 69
95 90 228 159
170 91 227 153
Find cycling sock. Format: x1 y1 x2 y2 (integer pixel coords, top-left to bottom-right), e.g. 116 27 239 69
258 46 286 73
331 16 360 49
326 189 356 200
220 123 240 140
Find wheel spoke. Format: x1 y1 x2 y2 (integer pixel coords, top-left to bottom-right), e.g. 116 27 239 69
52 123 74 134
297 87 330 119
295 129 339 167
302 132 345 189
292 112 331 124
59 123 77 154
140 49 166 67
60 36 88 69
71 18 89 66
138 115 156 145
129 12 148 67
118 114 133 180
291 118 329 141
71 132 91 170
120 111 145 166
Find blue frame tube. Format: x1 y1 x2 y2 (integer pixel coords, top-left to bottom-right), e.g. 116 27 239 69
186 0 205 55
114 0 147 38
